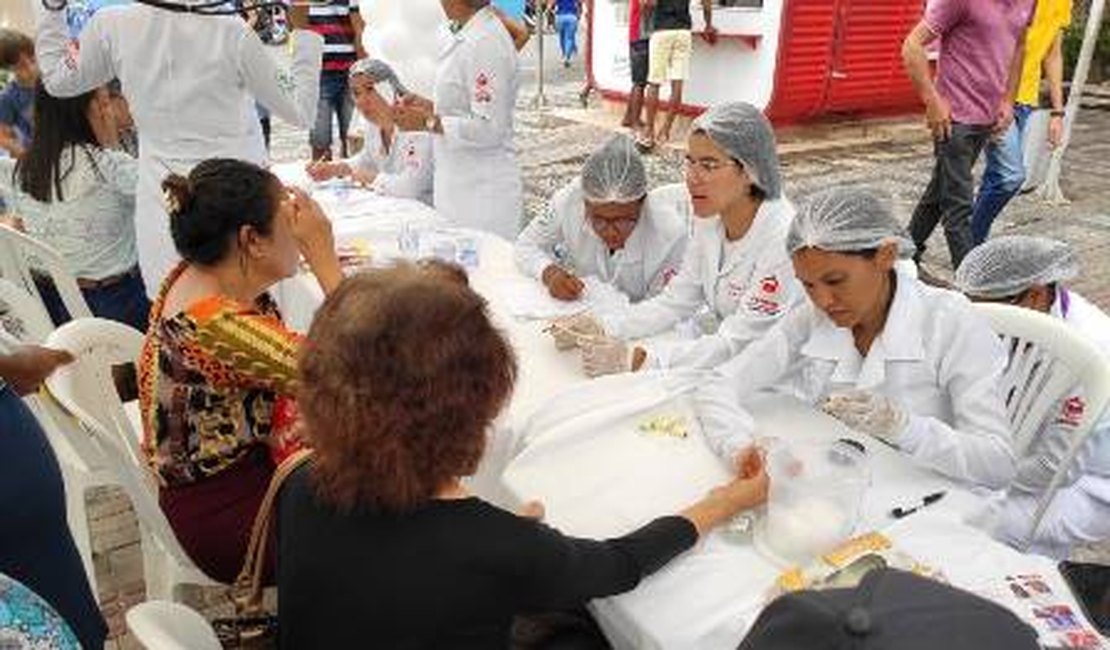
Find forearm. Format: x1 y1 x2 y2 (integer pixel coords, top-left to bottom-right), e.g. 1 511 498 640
902 41 941 105
1045 34 1065 110
1005 41 1025 104
350 13 366 58
701 0 713 27
0 126 21 157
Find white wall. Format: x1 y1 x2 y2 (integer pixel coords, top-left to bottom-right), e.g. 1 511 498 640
0 0 35 33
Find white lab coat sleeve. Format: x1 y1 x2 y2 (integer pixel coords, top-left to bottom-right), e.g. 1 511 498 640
601 238 706 339
0 159 16 199
370 136 434 201
643 230 686 299
36 8 116 98
694 313 802 462
896 313 1017 490
238 29 323 129
645 254 799 370
439 40 516 150
513 195 567 280
1014 388 1110 494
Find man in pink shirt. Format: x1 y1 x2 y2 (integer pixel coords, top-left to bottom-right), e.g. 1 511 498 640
902 0 1036 269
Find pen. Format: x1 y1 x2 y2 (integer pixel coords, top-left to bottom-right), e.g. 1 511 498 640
890 491 946 519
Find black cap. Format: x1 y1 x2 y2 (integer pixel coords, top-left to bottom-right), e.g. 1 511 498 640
738 569 1040 650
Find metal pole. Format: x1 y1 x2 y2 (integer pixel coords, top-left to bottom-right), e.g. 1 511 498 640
1037 0 1106 204
531 1 549 109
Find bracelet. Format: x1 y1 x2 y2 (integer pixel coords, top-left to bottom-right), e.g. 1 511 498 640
1050 109 1065 117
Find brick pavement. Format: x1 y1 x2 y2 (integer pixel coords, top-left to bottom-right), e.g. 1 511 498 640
87 75 1110 648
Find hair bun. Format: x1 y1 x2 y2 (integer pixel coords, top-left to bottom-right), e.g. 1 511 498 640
161 174 194 218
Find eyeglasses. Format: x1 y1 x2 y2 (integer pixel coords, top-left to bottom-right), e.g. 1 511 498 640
972 290 1029 305
588 214 639 233
684 156 739 177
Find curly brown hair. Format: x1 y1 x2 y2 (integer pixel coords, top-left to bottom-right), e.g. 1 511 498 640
298 263 517 513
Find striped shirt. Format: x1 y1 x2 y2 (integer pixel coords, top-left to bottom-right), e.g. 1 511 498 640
307 0 361 74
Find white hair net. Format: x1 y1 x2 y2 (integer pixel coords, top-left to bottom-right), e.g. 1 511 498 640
954 235 1080 299
787 187 914 256
580 135 648 203
349 59 409 102
690 102 782 200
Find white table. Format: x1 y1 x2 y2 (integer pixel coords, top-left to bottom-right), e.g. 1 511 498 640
502 388 1098 649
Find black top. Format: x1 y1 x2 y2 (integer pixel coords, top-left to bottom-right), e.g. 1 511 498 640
653 0 693 31
277 465 697 649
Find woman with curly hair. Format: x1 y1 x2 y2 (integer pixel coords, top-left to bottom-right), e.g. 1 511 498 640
278 262 769 648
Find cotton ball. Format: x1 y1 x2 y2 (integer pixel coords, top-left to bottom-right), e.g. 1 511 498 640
765 496 851 564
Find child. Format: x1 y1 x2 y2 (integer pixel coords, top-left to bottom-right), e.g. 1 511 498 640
0 29 38 159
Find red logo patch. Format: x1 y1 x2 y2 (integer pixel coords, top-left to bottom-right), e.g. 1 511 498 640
1056 396 1086 427
760 276 780 295
474 72 493 104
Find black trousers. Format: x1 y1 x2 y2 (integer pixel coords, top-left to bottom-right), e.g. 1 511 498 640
908 123 991 269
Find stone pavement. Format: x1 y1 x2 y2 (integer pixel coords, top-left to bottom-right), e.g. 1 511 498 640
90 51 1110 649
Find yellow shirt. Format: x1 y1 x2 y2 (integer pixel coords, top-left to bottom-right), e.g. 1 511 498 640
1016 0 1072 106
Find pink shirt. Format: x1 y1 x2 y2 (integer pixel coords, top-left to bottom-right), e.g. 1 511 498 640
925 0 1036 125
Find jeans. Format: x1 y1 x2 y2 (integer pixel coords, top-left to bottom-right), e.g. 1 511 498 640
0 387 108 649
555 13 578 61
310 72 354 156
908 122 991 269
37 266 152 332
971 104 1034 244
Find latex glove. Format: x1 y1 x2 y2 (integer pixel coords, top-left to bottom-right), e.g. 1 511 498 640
822 390 909 442
548 312 604 351
580 336 631 378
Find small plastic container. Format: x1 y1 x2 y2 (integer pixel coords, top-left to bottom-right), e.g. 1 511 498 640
755 440 869 566
397 221 421 257
457 236 480 268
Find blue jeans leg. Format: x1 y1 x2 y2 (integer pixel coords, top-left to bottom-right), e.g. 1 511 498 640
971 104 1033 244
310 73 351 154
556 14 578 60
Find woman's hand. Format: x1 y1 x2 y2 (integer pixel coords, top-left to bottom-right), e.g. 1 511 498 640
392 102 433 133
541 264 584 301
88 91 120 148
0 346 75 396
286 187 343 294
305 160 348 182
681 447 769 537
350 168 377 188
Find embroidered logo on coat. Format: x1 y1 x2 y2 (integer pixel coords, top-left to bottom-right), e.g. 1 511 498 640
1056 396 1086 427
744 275 785 316
660 266 679 287
760 275 780 295
474 71 494 104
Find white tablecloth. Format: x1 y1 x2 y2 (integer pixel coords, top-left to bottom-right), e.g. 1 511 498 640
502 380 1100 649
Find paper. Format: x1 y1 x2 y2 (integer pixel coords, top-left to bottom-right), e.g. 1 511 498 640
501 276 631 320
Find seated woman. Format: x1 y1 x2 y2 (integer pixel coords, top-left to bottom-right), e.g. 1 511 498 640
514 134 689 303
955 236 1110 558
548 102 802 376
278 263 769 648
696 187 1016 489
0 82 147 330
138 158 342 583
305 59 434 206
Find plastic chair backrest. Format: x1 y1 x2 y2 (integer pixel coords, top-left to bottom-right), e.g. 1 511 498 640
126 601 222 650
44 318 207 574
0 224 92 322
0 278 55 344
975 303 1110 543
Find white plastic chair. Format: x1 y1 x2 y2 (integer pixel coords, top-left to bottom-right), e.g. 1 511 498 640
126 601 221 650
0 279 109 595
975 303 1110 546
44 317 222 599
0 224 92 323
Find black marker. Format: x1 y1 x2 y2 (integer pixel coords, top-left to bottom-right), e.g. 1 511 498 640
890 491 946 519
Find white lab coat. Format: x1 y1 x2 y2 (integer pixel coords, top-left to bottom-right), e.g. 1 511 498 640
346 127 434 206
599 198 802 371
35 5 322 295
695 268 1017 489
989 289 1110 557
513 181 691 302
433 7 522 240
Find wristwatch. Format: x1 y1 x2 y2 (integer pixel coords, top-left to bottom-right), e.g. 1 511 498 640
1050 109 1066 118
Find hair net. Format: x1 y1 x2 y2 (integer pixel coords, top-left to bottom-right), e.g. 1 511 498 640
349 59 410 101
786 187 914 256
954 235 1080 299
580 134 648 203
690 102 782 200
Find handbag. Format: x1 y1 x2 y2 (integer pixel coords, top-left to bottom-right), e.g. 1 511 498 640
213 448 314 648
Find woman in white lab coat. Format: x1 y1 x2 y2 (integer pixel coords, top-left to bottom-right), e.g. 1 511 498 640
955 236 1110 557
550 102 802 375
35 1 323 295
305 59 434 206
514 134 689 303
696 187 1016 490
392 0 522 240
